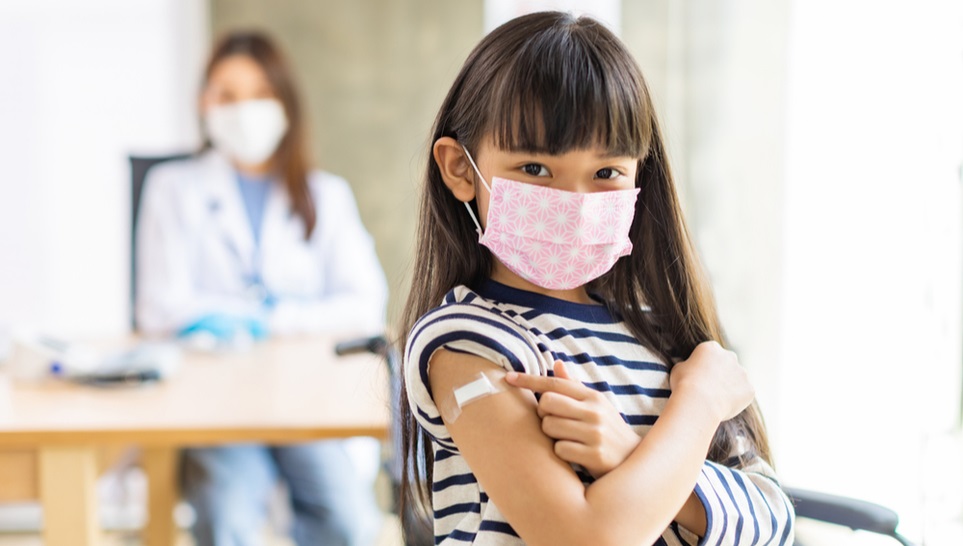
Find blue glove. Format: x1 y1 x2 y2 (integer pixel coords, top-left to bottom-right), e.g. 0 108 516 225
177 313 268 342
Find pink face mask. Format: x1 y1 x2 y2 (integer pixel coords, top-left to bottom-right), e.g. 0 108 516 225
462 147 640 291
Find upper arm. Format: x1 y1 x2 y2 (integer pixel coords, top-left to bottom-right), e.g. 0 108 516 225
428 348 598 546
137 165 191 267
136 167 168 258
135 167 188 332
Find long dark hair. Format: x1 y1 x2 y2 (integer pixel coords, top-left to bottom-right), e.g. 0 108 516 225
400 9 773 530
201 30 316 239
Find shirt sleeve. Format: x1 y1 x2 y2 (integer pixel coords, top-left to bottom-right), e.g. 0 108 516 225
404 299 548 450
690 457 795 545
266 173 388 336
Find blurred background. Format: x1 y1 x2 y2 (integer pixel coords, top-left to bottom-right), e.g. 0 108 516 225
1 0 961 544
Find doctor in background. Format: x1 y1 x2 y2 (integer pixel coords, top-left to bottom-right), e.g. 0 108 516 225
136 30 386 546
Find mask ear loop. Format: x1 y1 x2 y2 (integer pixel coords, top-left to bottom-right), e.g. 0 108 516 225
460 146 492 236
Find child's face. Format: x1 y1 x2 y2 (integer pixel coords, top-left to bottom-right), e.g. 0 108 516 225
470 138 639 231
433 135 641 299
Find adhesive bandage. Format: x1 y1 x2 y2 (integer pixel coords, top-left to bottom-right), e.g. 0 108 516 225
438 372 504 423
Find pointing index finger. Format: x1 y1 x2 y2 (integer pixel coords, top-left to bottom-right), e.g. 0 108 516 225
505 370 588 400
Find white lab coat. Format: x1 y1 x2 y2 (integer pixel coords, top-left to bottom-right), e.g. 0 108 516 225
135 150 388 337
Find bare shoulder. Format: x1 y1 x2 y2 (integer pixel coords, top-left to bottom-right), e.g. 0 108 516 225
428 347 510 399
427 348 590 545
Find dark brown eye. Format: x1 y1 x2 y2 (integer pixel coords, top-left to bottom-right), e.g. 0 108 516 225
522 163 548 176
596 168 617 179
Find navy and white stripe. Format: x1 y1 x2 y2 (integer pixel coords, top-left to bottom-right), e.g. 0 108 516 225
404 280 794 545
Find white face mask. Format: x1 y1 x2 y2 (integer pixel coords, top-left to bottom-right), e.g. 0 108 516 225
204 98 288 165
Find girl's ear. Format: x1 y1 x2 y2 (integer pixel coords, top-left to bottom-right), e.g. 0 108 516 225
433 137 477 203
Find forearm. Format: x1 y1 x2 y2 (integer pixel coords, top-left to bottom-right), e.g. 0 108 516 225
138 291 261 335
583 388 717 543
435 354 728 546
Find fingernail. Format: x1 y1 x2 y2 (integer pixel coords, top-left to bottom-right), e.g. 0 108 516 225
505 371 518 381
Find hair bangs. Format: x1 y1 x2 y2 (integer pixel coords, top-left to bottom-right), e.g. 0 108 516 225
485 16 652 160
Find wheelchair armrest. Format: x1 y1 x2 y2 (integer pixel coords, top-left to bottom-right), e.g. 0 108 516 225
334 334 389 357
784 486 902 536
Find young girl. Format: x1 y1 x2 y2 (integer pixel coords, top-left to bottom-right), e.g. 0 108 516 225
400 11 794 546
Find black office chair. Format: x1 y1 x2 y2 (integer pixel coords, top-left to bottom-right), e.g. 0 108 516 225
129 153 193 330
787 486 917 546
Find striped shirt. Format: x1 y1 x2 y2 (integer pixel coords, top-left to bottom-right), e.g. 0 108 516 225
404 280 795 545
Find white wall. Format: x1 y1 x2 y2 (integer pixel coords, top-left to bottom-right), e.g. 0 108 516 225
484 0 621 33
0 0 208 339
628 1 962 540
779 0 963 538
671 0 793 452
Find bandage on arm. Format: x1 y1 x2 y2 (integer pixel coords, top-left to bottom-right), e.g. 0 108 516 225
438 371 504 423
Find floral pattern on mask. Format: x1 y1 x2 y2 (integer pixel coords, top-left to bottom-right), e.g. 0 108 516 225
478 177 639 290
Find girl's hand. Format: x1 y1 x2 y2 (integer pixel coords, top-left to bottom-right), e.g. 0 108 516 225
670 341 754 423
506 361 642 479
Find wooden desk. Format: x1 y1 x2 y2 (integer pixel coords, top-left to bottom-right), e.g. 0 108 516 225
0 337 390 546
